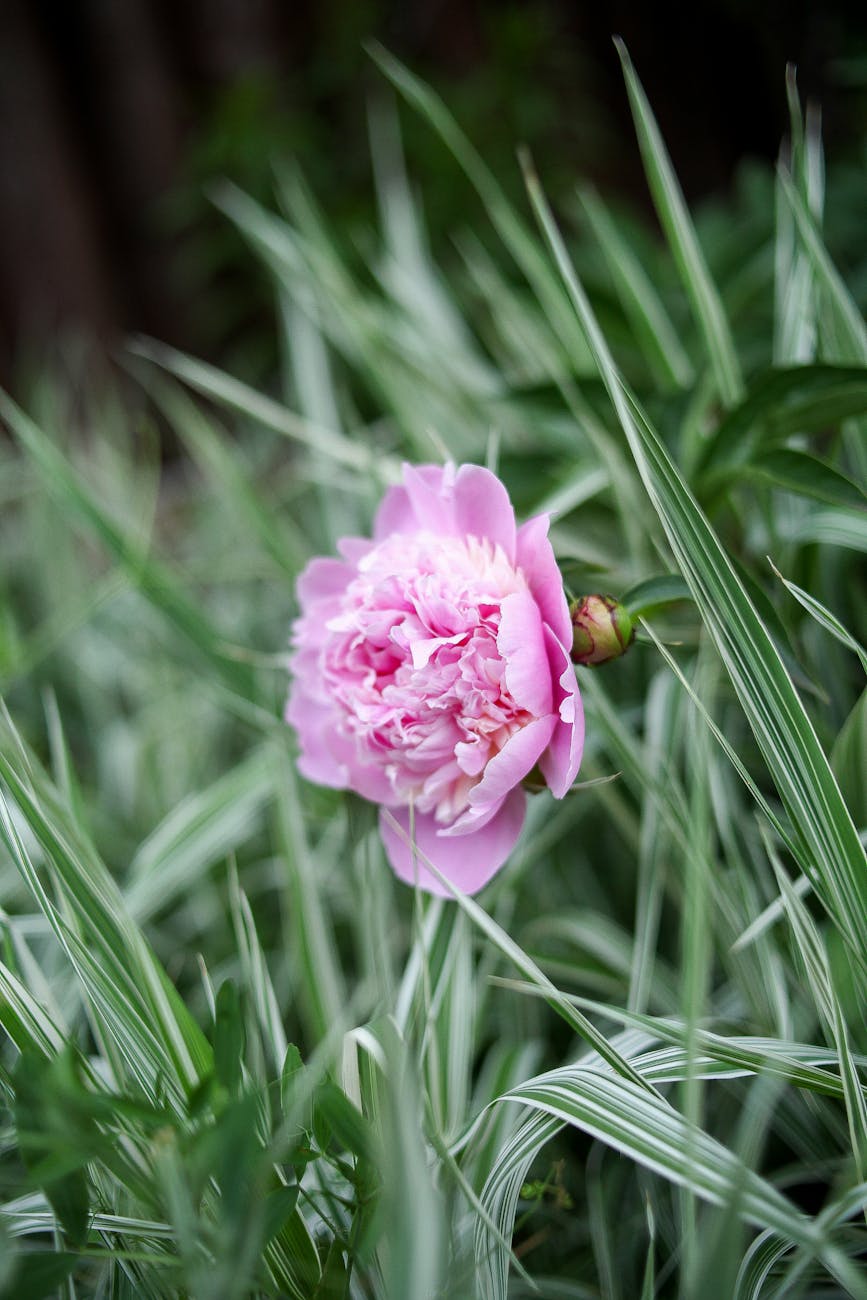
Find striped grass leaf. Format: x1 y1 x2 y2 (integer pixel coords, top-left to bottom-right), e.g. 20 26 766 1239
774 69 823 365
376 1033 447 1300
279 294 348 548
523 166 867 975
474 1107 562 1300
0 569 128 696
227 866 288 1080
0 389 257 703
0 731 211 1101
131 367 307 579
614 39 743 406
398 899 477 1142
577 184 694 390
787 507 867 552
474 1057 822 1300
364 53 653 562
734 1229 796 1300
225 174 492 459
778 169 867 365
0 956 67 1058
273 749 347 1045
581 670 769 952
126 746 277 924
338 1016 450 1295
769 562 867 676
629 673 682 1013
380 809 661 1097
494 980 867 1104
779 153 867 489
368 44 594 379
832 690 867 832
128 335 390 479
463 1040 543 1188
764 834 867 1181
678 671 715 1293
455 232 567 385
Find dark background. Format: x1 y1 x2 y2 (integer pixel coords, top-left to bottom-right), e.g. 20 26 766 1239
1 0 865 388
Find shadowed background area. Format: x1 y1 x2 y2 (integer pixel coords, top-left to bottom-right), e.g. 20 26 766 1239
1 0 865 388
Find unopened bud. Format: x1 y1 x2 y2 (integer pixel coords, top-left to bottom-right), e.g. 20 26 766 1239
569 594 635 667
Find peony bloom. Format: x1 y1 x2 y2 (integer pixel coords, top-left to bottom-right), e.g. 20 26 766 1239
286 463 584 896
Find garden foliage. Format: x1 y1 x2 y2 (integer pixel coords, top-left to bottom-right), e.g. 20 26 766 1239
0 47 865 1299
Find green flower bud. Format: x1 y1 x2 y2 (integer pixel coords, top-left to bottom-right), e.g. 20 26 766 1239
569 594 635 667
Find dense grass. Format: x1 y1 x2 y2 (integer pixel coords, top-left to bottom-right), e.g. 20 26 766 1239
1 48 866 1299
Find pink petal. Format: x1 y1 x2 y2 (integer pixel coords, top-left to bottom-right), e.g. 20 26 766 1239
286 686 396 803
516 515 572 648
538 625 585 798
379 788 526 896
373 464 456 539
453 464 516 560
497 590 553 717
285 686 349 790
372 484 417 540
297 557 354 606
403 462 457 533
337 536 374 564
453 714 556 828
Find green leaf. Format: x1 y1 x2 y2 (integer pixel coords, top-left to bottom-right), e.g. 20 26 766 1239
746 448 867 509
262 1184 300 1245
314 1081 375 1163
312 1239 350 1299
622 574 692 618
13 1052 91 1247
4 1252 80 1300
832 690 867 829
698 364 867 478
214 981 245 1096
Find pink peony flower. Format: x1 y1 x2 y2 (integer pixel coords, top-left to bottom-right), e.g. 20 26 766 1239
286 463 584 896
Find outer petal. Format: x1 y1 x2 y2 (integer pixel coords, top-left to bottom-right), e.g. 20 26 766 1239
538 625 585 798
337 536 375 565
285 686 349 790
296 557 354 608
516 515 572 648
286 685 396 803
374 463 457 539
453 464 516 560
497 590 553 717
379 788 526 897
